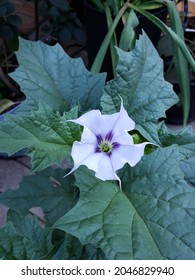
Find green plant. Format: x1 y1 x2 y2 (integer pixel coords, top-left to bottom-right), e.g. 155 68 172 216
39 0 85 44
0 0 22 40
88 0 195 125
0 34 195 259
0 0 22 115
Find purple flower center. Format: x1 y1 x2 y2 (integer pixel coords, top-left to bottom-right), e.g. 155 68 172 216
95 131 120 156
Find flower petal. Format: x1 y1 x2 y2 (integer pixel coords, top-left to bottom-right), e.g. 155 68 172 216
72 141 95 165
68 100 135 137
66 98 150 190
69 109 103 136
80 127 97 144
111 143 149 171
112 131 134 145
67 143 121 186
65 142 96 176
111 101 135 137
94 153 120 181
76 151 119 182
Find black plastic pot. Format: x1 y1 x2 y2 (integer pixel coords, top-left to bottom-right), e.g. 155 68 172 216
165 82 195 124
83 0 167 80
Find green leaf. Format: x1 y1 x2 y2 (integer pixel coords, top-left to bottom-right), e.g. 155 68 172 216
47 231 106 260
104 2 118 78
0 102 81 171
182 158 195 188
0 222 35 260
101 32 178 144
80 243 107 260
0 210 53 260
54 167 135 260
47 232 84 260
91 4 129 74
7 210 53 259
0 167 78 225
128 4 195 73
9 37 106 115
89 0 104 12
119 9 139 51
54 146 195 260
163 0 190 125
158 122 195 157
121 146 195 260
158 122 195 187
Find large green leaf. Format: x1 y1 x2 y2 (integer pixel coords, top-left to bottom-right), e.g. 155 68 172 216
158 122 195 157
54 167 136 260
0 167 77 225
181 157 195 188
0 211 52 260
9 37 106 114
101 32 178 144
158 122 195 188
54 146 195 259
0 102 81 171
121 147 195 260
0 223 35 260
7 210 52 258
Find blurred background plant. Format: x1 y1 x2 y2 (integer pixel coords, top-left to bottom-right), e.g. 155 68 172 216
0 0 86 116
85 0 195 125
0 0 23 115
37 0 86 45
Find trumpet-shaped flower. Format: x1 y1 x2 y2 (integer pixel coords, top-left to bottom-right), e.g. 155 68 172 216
66 101 150 188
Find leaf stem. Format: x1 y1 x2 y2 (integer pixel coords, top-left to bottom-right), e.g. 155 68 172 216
128 3 195 126
104 2 118 78
90 2 129 74
128 3 195 73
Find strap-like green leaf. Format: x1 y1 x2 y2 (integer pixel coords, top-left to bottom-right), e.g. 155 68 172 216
128 3 195 73
161 0 190 125
119 9 139 51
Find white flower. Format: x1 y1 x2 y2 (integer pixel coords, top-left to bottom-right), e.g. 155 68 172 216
66 101 150 189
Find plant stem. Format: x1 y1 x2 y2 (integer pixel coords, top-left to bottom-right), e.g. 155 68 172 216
104 2 118 78
128 3 195 125
90 2 129 74
128 3 195 73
